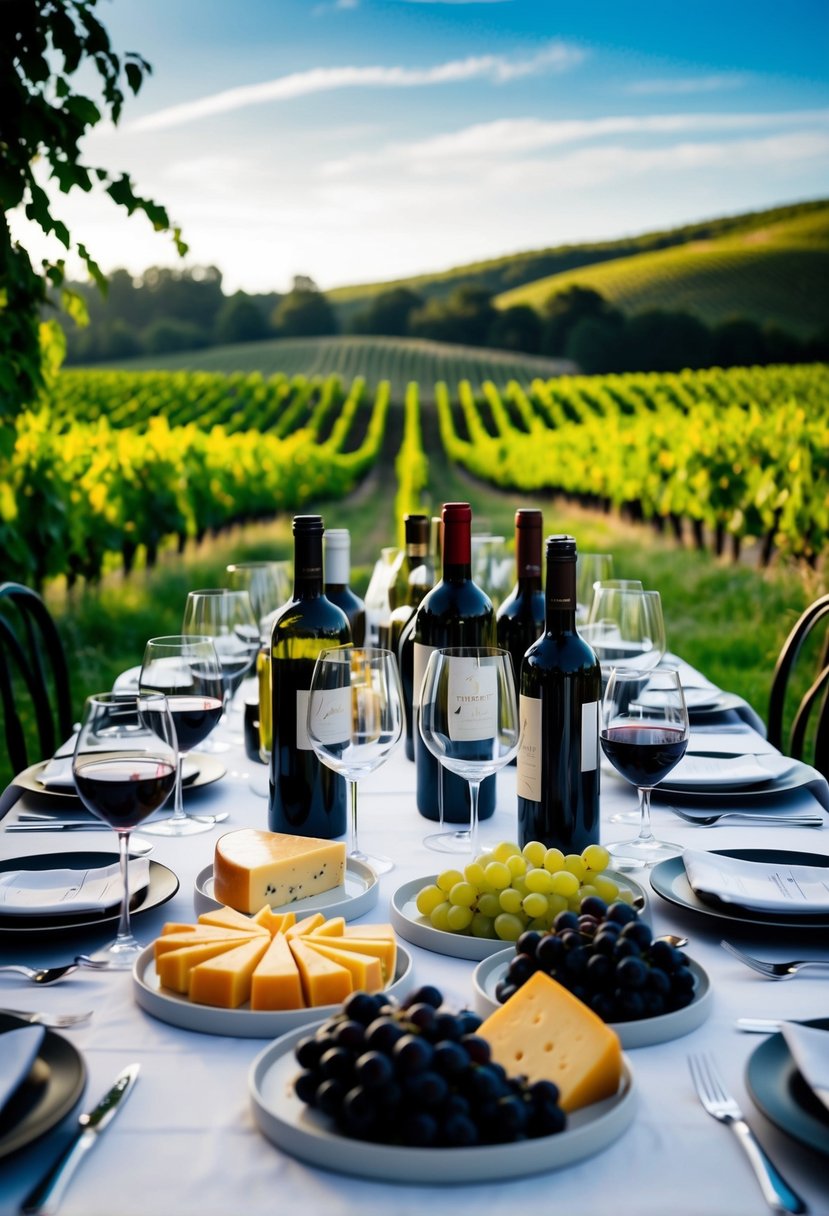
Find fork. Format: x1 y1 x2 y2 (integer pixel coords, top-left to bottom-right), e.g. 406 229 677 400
722 940 829 980
669 807 823 827
688 1053 807 1214
0 956 111 985
0 1007 93 1027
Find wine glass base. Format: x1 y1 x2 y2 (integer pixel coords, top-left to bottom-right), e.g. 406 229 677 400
141 814 220 837
351 849 393 875
607 810 642 825
607 836 683 870
81 939 144 970
197 736 230 754
423 830 472 854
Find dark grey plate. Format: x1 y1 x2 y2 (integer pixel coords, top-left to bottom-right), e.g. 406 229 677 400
746 1018 829 1158
0 1014 86 1158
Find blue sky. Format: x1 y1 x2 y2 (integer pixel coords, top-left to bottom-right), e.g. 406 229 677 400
16 0 829 293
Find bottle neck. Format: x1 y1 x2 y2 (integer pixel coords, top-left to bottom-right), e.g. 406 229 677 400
442 516 471 582
545 556 577 634
294 532 324 597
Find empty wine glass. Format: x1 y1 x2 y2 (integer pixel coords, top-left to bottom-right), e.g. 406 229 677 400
139 635 226 836
307 647 404 874
72 692 177 968
183 589 260 746
585 587 666 678
419 647 520 856
471 536 512 610
575 554 614 626
601 668 688 869
226 560 291 640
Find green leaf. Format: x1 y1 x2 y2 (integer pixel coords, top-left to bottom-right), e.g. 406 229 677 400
124 62 143 94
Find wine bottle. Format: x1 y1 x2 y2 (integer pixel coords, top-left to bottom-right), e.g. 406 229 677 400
386 515 435 758
496 509 545 711
324 528 365 645
413 502 497 822
269 516 350 838
517 534 601 852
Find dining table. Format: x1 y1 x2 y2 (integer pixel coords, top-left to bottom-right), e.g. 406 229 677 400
0 673 827 1216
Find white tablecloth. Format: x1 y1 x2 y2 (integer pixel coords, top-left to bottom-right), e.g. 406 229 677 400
1 718 828 1216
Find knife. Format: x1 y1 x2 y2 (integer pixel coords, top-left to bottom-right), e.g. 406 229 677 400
20 1063 140 1215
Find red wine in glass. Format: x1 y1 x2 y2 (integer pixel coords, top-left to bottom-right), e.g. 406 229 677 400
165 696 224 753
600 725 688 787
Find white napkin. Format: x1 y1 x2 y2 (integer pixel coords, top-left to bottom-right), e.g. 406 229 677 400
0 1026 45 1115
683 849 829 914
782 1024 829 1114
687 729 777 756
665 753 795 788
0 858 150 916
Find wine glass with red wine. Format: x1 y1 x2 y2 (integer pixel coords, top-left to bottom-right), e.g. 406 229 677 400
600 668 689 868
139 635 225 836
72 692 177 968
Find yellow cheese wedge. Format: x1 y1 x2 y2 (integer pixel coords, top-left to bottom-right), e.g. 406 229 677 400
312 935 396 983
478 971 622 1113
284 912 326 939
304 940 383 992
161 922 202 935
188 936 271 1009
250 933 305 1011
343 924 396 939
289 938 353 1006
251 906 296 935
197 906 269 935
213 828 346 913
154 928 257 959
156 939 247 993
310 916 345 937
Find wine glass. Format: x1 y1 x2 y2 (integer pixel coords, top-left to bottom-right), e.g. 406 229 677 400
226 560 291 640
183 589 260 746
575 554 614 626
585 587 666 679
72 692 177 968
138 635 226 836
471 536 512 610
307 647 404 875
600 668 689 869
419 647 520 856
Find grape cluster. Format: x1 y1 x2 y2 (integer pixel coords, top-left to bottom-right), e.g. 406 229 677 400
293 985 567 1147
416 841 631 942
495 897 696 1023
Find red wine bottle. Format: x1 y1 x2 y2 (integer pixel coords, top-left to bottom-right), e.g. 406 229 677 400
517 534 601 852
324 528 365 645
496 509 545 716
269 516 350 838
413 502 497 822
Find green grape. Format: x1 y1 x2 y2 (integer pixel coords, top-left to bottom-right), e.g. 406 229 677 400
618 887 634 904
415 884 446 916
578 884 599 903
525 868 554 895
583 843 611 872
506 854 527 878
594 875 620 903
564 854 587 881
477 892 501 919
436 869 464 893
493 913 525 941
522 892 548 919
550 870 579 898
448 881 477 909
510 876 528 897
484 861 511 890
498 887 523 914
470 913 496 938
527 917 550 933
492 841 521 863
522 840 546 867
543 848 566 873
446 904 474 932
429 901 451 931
464 862 486 886
546 893 568 917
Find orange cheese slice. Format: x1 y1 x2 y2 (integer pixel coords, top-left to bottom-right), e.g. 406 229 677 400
311 934 396 983
213 828 346 913
188 935 271 1008
250 932 305 1011
156 939 247 993
310 916 345 937
342 924 396 940
289 938 353 1006
154 928 257 959
251 906 296 935
303 940 383 992
284 912 326 939
197 907 268 935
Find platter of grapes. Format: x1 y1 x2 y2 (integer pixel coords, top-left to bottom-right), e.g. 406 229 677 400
390 842 648 960
249 985 637 1182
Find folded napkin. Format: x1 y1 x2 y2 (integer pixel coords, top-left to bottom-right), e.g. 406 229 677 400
0 858 150 916
782 1024 829 1115
0 1026 45 1116
665 753 794 788
683 849 829 914
687 729 778 756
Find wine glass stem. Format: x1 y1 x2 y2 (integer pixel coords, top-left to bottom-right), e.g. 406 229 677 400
171 754 186 823
115 829 133 945
348 778 359 857
637 785 655 844
467 779 481 857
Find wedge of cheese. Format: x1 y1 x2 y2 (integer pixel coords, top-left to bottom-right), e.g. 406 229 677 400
478 971 622 1113
250 932 305 1011
304 940 383 992
213 828 346 913
156 939 248 993
188 936 271 1009
154 928 257 959
290 938 353 1006
309 933 396 983
343 924 396 939
252 906 296 935
310 916 345 937
284 912 326 939
197 906 269 935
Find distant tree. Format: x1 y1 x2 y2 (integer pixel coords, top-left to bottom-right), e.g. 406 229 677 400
711 318 767 368
761 324 804 365
142 318 207 355
623 310 713 372
541 286 623 356
351 287 423 336
273 286 338 337
215 293 269 345
487 304 542 354
99 319 142 361
565 316 625 373
410 286 496 346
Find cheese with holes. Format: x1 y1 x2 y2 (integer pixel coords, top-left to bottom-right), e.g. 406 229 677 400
250 933 305 1011
290 938 353 1006
188 935 270 1008
213 829 346 913
156 939 247 992
478 971 622 1112
304 940 383 992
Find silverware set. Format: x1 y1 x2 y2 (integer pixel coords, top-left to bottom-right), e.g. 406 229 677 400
0 1007 92 1027
0 956 110 984
669 807 824 827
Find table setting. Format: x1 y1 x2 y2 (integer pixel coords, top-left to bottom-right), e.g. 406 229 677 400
0 573 827 1214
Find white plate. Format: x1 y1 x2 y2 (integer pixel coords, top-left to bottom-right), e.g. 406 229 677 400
472 950 711 1048
390 872 648 961
193 857 379 921
654 758 823 806
132 942 412 1038
250 1023 636 1182
660 753 796 791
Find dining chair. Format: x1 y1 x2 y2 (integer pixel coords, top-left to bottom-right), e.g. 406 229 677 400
0 581 73 771
767 593 829 777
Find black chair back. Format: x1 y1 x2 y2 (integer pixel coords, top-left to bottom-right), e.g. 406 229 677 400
0 582 73 772
767 594 829 777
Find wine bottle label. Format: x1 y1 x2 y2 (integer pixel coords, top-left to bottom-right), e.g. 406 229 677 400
413 642 435 708
517 693 542 801
447 657 498 742
581 700 599 772
296 687 351 749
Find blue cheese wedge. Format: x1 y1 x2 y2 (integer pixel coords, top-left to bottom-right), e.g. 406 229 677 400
213 828 346 913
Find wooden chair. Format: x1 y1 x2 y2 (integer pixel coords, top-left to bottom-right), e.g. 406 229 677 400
767 594 829 777
0 582 73 772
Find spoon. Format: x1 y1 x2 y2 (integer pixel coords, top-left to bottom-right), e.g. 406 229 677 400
654 934 688 949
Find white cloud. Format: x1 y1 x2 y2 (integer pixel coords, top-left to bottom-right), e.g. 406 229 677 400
128 41 585 133
626 74 751 96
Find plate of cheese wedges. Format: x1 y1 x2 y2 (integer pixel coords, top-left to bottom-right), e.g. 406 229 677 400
193 828 378 923
132 904 411 1038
